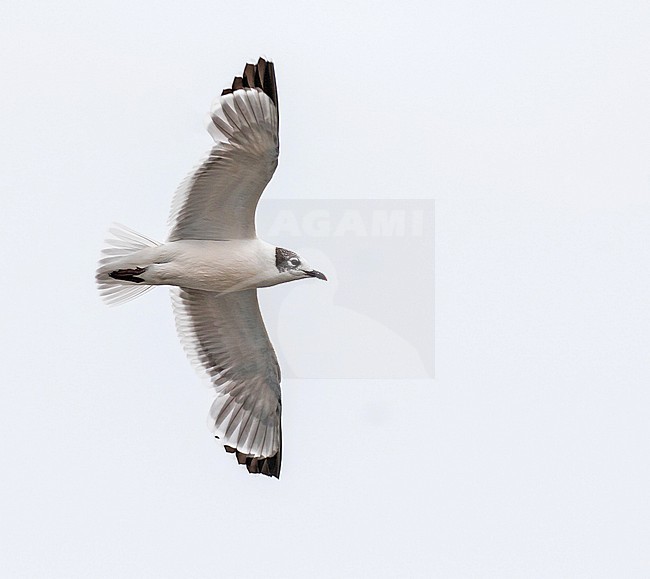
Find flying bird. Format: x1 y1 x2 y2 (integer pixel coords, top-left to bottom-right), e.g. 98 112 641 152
96 58 326 479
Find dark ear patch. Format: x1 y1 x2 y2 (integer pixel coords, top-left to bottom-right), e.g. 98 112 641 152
276 247 298 272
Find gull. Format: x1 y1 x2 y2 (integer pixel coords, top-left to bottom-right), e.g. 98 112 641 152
96 58 326 479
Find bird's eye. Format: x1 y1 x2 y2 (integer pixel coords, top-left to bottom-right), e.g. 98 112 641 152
289 258 300 267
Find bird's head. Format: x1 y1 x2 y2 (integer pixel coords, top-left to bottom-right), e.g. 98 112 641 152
275 247 327 281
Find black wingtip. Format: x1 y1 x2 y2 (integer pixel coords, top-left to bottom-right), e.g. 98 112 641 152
221 57 278 108
222 443 281 478
243 63 255 88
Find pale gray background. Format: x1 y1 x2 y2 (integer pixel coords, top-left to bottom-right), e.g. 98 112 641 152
2 1 650 578
257 199 436 378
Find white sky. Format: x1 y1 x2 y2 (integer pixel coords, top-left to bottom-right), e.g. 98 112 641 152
2 1 650 577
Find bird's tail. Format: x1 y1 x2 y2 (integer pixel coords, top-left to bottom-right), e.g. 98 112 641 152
96 223 161 306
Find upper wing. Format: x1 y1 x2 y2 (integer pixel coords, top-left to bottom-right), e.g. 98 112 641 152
168 58 279 242
172 287 283 478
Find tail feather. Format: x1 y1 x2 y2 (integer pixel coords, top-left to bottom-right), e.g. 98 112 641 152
96 224 161 306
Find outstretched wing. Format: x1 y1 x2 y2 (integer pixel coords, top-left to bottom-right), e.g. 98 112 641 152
168 58 279 242
172 288 282 478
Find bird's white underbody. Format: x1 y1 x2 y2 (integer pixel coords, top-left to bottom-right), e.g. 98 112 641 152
105 239 319 293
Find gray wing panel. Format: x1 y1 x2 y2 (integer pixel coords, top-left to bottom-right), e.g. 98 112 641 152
168 90 278 241
172 287 282 477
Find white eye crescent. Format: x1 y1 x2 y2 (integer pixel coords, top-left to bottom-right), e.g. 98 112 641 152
289 258 300 267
